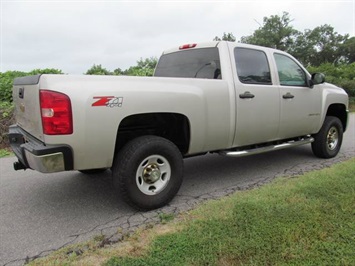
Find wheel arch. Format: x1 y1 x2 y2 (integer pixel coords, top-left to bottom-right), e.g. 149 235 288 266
326 103 348 132
114 112 191 157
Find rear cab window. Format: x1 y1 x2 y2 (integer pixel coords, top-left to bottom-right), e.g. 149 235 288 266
154 47 221 79
234 48 272 85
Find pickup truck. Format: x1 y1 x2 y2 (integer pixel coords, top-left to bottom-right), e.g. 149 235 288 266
8 41 349 210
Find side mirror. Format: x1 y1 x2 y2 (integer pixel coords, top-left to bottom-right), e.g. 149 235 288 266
311 73 325 85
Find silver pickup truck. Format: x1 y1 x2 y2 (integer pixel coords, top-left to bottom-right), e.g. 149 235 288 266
8 41 349 210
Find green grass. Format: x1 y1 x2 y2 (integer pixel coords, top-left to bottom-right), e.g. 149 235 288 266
105 158 355 266
0 148 12 158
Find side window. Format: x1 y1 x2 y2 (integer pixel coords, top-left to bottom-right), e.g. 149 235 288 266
274 53 307 86
234 48 272 85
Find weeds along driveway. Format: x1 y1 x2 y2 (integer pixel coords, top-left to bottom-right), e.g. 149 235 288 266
0 113 354 266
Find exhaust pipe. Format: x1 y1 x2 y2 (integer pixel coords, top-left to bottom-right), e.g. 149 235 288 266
13 161 27 171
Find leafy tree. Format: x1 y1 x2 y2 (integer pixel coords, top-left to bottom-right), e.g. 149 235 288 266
85 64 112 75
240 12 299 51
306 25 348 66
123 57 157 76
239 13 350 66
28 68 63 75
341 37 355 63
214 32 236 42
85 58 157 77
0 69 62 103
0 71 27 102
113 68 123 76
290 25 349 66
307 63 355 97
136 57 158 70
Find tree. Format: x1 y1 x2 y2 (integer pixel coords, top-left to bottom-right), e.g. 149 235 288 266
341 37 355 64
123 57 157 76
0 69 63 103
307 25 348 65
290 25 349 66
28 68 63 75
113 68 123 76
240 12 299 51
213 32 236 42
239 13 350 66
85 64 112 75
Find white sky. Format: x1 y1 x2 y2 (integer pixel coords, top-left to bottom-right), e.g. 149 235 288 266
1 0 354 74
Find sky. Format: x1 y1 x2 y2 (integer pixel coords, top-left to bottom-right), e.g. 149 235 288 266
1 0 354 74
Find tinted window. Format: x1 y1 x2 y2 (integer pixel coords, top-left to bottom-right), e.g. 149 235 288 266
274 53 307 86
234 48 271 85
154 48 221 79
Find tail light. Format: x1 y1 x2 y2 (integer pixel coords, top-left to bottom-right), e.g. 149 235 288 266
40 90 73 135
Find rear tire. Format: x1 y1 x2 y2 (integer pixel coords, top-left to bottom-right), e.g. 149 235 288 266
112 136 183 210
312 116 343 158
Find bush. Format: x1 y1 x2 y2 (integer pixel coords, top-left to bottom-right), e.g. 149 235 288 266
0 69 63 103
0 71 27 102
307 63 355 97
0 69 62 149
0 102 14 149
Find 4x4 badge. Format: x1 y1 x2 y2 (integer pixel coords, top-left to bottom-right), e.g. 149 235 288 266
92 96 123 108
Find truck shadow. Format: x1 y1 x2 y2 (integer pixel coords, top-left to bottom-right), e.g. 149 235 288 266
27 145 315 214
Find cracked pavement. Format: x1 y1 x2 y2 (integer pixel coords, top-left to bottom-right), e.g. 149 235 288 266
1 113 354 265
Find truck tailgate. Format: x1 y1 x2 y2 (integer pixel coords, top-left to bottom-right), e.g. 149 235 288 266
13 75 43 141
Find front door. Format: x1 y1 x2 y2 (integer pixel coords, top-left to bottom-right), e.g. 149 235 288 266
273 53 322 139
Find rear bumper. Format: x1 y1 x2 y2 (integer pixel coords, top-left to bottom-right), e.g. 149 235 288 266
8 125 73 173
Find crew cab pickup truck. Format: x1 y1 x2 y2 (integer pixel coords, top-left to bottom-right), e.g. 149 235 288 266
9 41 349 210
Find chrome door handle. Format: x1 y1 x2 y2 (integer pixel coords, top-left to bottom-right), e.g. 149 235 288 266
239 91 255 99
283 92 294 99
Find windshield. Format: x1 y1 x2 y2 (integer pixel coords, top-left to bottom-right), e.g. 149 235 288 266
154 48 221 79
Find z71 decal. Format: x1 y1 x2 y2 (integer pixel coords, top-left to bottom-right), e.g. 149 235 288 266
92 96 123 108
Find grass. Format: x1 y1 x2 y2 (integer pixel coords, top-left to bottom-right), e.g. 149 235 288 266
0 148 13 158
29 158 355 266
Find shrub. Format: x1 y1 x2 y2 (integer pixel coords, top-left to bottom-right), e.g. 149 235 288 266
307 63 355 97
0 102 14 149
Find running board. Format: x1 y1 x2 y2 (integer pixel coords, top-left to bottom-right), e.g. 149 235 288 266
219 137 314 157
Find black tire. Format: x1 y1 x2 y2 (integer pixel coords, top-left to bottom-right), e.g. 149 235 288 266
79 168 108 175
112 136 183 210
312 116 343 158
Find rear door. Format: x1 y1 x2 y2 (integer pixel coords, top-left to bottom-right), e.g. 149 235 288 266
232 47 280 147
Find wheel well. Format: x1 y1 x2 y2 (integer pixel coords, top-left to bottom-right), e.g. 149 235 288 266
326 104 347 131
114 113 190 155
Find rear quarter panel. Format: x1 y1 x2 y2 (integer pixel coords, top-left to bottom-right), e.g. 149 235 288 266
40 75 232 170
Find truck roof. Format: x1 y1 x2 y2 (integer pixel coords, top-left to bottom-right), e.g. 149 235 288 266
161 41 284 55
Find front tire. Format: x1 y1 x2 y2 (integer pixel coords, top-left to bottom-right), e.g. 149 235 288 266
112 136 183 210
312 116 343 158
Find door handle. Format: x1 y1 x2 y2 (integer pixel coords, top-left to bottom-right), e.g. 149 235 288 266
239 91 255 99
283 92 294 99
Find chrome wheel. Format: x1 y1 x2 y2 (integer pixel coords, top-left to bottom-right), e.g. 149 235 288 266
327 126 339 151
136 155 171 195
312 116 343 159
